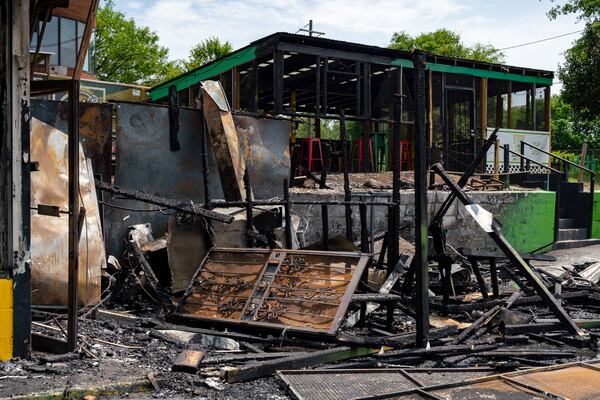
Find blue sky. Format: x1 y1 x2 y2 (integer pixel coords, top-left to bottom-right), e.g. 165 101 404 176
112 0 581 88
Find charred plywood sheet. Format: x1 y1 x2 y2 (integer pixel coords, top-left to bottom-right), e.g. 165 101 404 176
30 118 105 306
31 99 113 182
176 249 367 335
105 102 290 258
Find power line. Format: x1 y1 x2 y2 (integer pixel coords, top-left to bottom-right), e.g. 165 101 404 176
498 30 583 51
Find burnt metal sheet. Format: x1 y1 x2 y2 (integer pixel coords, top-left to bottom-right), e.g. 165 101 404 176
508 364 600 400
30 118 105 306
176 248 367 335
277 368 497 400
105 102 290 257
31 99 113 182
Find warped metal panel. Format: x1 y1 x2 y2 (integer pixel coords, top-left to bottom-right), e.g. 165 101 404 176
278 368 497 400
105 102 290 257
278 369 419 400
31 99 113 182
177 248 367 335
510 365 600 400
30 118 105 306
430 378 547 400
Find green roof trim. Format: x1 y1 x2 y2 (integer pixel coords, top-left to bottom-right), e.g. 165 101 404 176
427 63 553 85
149 46 257 101
391 58 553 86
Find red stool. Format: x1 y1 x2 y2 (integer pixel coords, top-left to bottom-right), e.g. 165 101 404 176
399 140 412 171
351 138 375 172
299 138 323 171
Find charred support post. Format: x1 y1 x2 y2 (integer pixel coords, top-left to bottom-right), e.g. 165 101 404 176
503 144 510 189
283 179 292 248
321 204 329 250
289 143 300 186
413 51 430 347
199 95 211 209
340 110 353 241
387 98 402 274
320 143 330 189
274 51 284 115
362 63 372 172
67 79 80 352
432 163 585 336
168 85 181 152
359 202 368 253
244 171 254 248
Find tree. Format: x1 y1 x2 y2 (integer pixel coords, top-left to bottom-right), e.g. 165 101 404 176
551 94 600 150
184 37 233 71
389 28 505 63
547 0 600 21
94 0 177 85
558 22 600 122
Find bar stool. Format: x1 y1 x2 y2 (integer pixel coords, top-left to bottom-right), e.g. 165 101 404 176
371 132 388 172
351 138 375 172
399 140 412 171
299 138 323 172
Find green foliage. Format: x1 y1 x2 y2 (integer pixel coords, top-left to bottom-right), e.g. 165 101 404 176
551 94 600 150
547 0 600 21
558 22 600 122
184 37 233 71
389 28 505 63
94 0 175 85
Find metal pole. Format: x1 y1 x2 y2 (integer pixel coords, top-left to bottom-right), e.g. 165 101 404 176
321 204 329 250
67 79 80 352
388 97 401 274
283 179 292 248
244 171 254 248
320 143 330 189
412 51 430 347
199 94 211 209
340 110 353 241
359 202 368 253
503 144 510 189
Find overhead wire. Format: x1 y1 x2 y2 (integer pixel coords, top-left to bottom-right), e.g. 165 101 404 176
498 30 583 51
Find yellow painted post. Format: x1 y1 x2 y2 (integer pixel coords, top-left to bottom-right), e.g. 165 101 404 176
0 278 13 361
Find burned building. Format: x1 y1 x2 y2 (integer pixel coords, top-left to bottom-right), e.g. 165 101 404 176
3 3 600 399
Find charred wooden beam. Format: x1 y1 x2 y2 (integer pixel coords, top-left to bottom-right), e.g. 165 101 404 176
432 163 584 336
95 180 233 223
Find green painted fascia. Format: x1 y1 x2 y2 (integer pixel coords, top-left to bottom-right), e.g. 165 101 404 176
149 46 257 101
391 58 553 86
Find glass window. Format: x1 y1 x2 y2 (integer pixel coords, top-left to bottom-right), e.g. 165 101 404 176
60 17 77 68
535 86 548 131
487 79 509 128
40 16 59 65
511 82 534 130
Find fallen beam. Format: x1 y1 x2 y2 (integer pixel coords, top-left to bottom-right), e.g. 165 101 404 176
221 346 375 383
432 163 584 336
95 180 233 223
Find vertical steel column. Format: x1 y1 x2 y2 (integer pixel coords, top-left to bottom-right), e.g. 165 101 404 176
412 51 430 347
363 63 372 172
503 144 510 189
244 171 254 248
321 204 329 251
251 60 258 113
359 202 368 253
273 51 284 115
387 98 401 274
320 143 330 189
67 79 80 352
283 179 292 248
340 110 353 241
199 94 211 209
